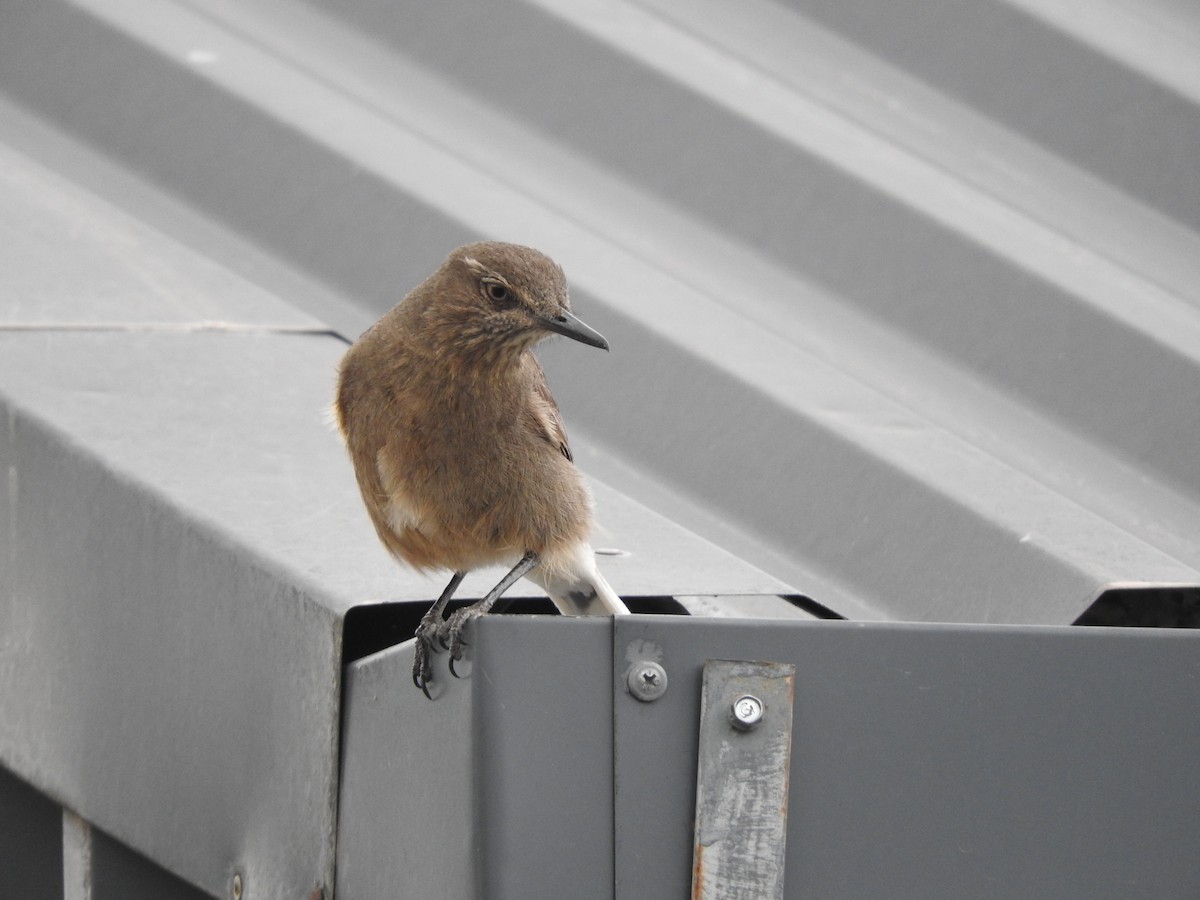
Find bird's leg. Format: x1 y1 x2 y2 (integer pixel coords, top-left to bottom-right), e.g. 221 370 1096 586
413 570 466 698
446 551 540 676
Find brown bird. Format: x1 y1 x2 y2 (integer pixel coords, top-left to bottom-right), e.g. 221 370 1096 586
334 241 629 695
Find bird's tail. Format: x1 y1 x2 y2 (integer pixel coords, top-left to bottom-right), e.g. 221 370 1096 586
526 543 631 616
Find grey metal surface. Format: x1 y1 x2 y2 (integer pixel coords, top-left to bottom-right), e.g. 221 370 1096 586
0 331 346 899
336 639 476 900
0 135 354 898
339 616 1200 898
0 136 320 332
614 615 1200 899
691 660 795 900
2 0 1198 624
338 617 615 900
1 0 1200 896
675 596 827 620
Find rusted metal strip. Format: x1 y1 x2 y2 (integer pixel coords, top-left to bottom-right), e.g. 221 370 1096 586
691 659 795 900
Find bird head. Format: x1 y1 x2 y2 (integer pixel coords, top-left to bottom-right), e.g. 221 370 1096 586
424 242 609 357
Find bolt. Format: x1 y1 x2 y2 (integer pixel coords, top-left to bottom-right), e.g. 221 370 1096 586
627 661 668 702
731 694 764 731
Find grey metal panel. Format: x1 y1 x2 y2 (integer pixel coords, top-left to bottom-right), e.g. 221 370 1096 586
2 0 1198 623
473 617 616 900
338 616 1200 898
0 138 323 331
775 0 1200 232
336 638 477 900
2 0 1200 873
675 595 822 619
0 341 344 899
337 617 615 900
613 615 1200 899
0 1 1194 895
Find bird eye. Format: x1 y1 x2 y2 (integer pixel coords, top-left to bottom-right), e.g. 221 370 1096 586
484 280 516 308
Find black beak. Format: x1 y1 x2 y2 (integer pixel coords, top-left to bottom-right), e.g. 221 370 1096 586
538 310 610 350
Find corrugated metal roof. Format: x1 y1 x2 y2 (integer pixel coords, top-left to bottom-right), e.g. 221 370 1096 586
4 1 1200 895
3 0 1199 626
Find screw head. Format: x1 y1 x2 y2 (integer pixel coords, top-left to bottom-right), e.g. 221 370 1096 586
231 872 244 900
627 661 668 702
731 694 764 730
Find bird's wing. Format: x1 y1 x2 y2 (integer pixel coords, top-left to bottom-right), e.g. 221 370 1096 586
528 357 574 462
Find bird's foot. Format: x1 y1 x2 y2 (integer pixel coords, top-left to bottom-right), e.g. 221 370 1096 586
444 605 487 678
412 553 539 689
412 609 450 699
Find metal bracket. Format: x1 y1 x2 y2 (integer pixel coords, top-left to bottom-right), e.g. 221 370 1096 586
691 659 796 900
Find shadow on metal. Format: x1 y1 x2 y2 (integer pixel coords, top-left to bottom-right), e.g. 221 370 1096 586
1075 585 1200 628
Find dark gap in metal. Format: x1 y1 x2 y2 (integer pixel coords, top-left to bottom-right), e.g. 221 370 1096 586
342 602 422 664
1074 586 1200 628
622 596 690 615
89 826 214 900
341 595 688 664
780 593 846 619
0 766 63 897
343 597 560 664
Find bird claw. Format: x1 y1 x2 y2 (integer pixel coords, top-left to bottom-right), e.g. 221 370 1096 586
411 605 478 692
412 668 432 699
412 634 440 699
409 554 536 695
445 608 480 678
412 614 450 700
412 643 434 699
